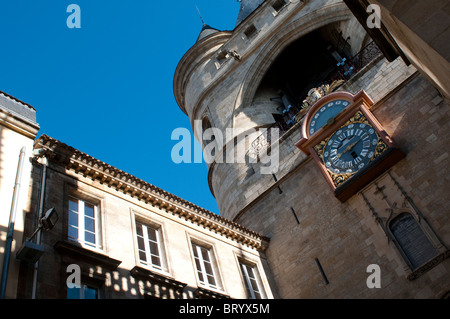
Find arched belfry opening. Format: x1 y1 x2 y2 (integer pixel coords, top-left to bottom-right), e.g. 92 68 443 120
251 22 379 134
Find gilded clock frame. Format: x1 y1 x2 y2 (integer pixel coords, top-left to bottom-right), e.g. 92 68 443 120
296 90 405 202
313 111 388 187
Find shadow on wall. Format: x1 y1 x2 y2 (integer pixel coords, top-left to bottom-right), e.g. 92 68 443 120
0 223 25 299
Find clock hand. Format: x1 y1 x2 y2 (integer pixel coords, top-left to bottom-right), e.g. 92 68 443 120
336 132 370 159
345 139 360 152
336 138 360 159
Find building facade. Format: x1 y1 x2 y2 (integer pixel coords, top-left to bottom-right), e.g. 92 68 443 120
173 0 450 298
16 135 275 299
0 91 39 299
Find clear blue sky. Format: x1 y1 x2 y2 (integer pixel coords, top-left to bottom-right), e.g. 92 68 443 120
0 0 241 214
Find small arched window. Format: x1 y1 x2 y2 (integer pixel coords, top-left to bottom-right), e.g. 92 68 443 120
202 116 212 136
201 116 216 157
389 213 439 270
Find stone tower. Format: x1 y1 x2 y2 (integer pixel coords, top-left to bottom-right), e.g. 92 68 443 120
174 0 450 298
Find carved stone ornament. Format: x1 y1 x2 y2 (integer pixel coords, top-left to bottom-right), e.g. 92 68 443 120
295 80 345 122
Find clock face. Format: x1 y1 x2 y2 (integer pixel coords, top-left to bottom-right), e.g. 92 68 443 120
323 123 379 175
308 100 350 136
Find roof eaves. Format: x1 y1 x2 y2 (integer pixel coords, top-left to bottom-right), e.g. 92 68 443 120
0 90 36 111
36 134 270 250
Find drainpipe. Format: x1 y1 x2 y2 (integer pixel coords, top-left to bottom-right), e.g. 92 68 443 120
0 147 26 299
31 153 47 299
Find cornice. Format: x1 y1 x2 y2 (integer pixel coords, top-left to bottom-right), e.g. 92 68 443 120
35 135 269 251
0 107 40 139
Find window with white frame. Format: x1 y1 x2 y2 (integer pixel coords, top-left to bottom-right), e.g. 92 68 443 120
136 221 167 272
192 243 220 290
68 197 101 249
240 262 264 299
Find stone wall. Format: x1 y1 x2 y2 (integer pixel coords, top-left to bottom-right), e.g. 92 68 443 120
237 74 450 298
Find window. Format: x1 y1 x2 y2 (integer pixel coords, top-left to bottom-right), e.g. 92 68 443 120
216 50 228 68
68 197 101 249
240 262 264 299
67 284 99 299
244 24 257 39
202 116 215 148
135 221 167 272
272 0 287 13
192 243 220 290
389 213 439 270
202 116 218 160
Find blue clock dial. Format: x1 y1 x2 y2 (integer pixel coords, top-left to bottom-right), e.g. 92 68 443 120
323 123 379 175
308 100 350 136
